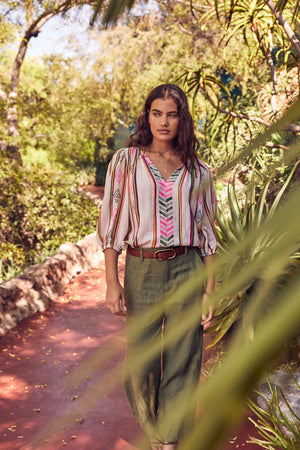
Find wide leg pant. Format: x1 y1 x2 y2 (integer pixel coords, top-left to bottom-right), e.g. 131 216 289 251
123 247 204 444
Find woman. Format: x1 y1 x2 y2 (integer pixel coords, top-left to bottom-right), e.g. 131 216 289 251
97 84 217 450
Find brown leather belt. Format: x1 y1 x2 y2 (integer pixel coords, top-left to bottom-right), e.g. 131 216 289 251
127 246 186 261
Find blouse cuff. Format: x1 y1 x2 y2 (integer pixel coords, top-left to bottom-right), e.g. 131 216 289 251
102 243 123 254
200 249 217 257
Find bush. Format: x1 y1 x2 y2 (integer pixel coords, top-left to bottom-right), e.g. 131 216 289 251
0 242 26 280
0 154 100 282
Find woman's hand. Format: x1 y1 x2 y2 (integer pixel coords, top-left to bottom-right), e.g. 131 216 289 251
201 292 215 331
106 281 126 316
104 248 126 316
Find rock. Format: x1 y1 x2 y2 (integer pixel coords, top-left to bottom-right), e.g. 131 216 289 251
0 233 103 336
255 369 300 440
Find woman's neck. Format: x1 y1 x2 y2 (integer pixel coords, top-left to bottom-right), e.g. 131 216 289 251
147 140 176 156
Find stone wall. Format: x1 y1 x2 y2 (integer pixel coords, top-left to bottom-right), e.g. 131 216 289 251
0 233 103 336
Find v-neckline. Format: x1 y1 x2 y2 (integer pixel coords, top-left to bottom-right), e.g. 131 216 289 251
141 152 184 182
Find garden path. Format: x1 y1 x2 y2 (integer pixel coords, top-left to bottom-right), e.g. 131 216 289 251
0 186 261 450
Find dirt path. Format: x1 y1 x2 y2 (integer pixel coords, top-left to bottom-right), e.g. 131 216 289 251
0 255 141 450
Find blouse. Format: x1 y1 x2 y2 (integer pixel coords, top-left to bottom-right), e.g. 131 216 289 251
97 147 217 257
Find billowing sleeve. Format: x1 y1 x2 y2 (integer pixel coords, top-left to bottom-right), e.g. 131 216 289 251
197 165 217 256
96 149 130 252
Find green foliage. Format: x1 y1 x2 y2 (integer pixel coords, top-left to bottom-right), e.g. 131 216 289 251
16 55 118 173
0 242 25 266
0 6 20 46
0 242 26 280
179 64 263 163
211 161 300 346
173 0 300 166
0 153 99 282
248 375 300 449
3 0 298 174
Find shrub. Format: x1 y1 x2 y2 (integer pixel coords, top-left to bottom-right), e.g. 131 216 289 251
0 154 99 282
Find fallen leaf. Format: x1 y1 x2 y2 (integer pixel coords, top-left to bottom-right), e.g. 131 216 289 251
75 417 85 424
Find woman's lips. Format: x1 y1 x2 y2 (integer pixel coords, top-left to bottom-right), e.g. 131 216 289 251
157 130 170 134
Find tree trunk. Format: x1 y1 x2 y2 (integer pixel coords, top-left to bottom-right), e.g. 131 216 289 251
7 30 31 138
5 1 92 163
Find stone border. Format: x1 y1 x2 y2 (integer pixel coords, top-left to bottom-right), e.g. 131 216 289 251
0 233 103 336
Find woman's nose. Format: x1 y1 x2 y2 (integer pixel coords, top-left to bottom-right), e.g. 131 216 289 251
160 115 168 126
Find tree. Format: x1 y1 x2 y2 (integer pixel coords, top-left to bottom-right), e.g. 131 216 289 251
171 0 300 167
1 0 98 163
89 0 299 157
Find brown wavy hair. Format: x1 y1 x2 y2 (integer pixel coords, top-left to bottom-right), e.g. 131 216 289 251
126 84 199 168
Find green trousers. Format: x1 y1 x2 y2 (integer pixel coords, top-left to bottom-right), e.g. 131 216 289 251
123 247 204 444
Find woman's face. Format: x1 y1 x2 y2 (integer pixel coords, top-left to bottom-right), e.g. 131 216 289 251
148 97 179 144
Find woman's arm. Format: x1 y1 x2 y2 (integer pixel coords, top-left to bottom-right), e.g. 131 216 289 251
104 248 126 316
201 253 215 330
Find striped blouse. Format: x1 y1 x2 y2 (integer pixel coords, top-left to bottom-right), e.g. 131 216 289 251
97 147 217 256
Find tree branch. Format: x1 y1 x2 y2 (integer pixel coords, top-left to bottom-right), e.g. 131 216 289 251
201 85 299 134
174 19 193 35
266 42 278 118
201 86 271 127
265 0 300 59
265 142 290 150
251 25 278 118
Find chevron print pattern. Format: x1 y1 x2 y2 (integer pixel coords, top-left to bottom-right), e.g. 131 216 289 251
158 178 174 246
146 158 181 247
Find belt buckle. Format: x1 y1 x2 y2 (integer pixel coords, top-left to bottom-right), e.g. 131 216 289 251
154 248 176 261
